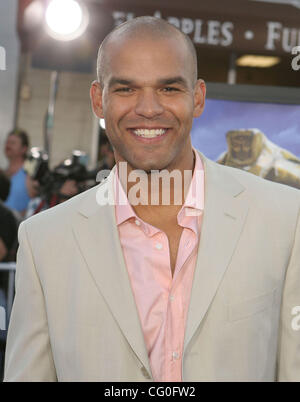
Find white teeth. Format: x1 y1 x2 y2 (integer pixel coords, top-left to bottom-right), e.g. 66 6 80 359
133 128 166 138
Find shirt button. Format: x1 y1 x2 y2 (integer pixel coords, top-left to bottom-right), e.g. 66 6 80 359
169 295 175 302
135 219 140 226
172 351 180 360
155 242 163 250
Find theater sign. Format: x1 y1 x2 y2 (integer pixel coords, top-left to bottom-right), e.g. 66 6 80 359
17 0 300 71
111 9 300 54
110 0 300 54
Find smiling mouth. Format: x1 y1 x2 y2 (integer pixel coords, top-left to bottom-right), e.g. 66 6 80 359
131 128 168 138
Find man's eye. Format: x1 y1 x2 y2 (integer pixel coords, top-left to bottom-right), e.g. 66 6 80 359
115 87 133 93
163 87 179 92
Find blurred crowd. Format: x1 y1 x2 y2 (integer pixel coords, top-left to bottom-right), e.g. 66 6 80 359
0 129 115 265
0 128 115 376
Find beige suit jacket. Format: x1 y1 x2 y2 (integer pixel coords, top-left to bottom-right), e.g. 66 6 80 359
4 151 300 381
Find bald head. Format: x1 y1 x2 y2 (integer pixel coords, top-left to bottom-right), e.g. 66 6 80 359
97 16 198 88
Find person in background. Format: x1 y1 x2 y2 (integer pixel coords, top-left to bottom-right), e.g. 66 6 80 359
4 129 32 216
99 135 115 170
0 169 10 204
25 177 81 219
0 170 18 382
0 170 18 262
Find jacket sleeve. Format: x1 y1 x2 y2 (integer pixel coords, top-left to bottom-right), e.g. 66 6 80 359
4 221 57 381
277 198 300 381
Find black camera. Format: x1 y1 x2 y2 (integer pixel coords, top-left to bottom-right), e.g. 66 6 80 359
24 148 97 203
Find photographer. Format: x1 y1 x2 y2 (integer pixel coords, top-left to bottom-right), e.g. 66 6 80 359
99 135 115 170
26 179 80 218
24 149 95 218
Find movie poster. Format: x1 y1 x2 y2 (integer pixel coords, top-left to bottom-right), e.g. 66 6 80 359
191 98 300 189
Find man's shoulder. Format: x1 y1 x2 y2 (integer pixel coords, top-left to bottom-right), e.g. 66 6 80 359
23 181 106 233
221 161 299 196
200 151 300 209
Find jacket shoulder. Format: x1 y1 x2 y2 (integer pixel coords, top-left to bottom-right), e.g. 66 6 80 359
23 180 107 233
200 152 300 211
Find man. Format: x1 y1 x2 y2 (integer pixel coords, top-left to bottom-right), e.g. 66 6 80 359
4 17 300 382
99 135 115 170
4 129 32 215
0 170 18 262
0 170 18 380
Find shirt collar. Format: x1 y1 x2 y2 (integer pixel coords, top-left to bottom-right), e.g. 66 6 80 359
114 168 136 226
182 147 204 211
114 147 205 231
177 148 204 235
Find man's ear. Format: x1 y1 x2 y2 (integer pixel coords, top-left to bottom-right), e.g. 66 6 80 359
90 80 104 118
193 79 206 118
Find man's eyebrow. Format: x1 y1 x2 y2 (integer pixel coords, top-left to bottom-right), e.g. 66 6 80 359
158 76 189 87
108 78 133 88
108 76 189 88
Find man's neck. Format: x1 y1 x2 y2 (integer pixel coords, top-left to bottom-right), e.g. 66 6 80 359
6 158 24 177
117 147 196 218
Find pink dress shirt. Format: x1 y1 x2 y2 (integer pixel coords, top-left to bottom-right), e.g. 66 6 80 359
114 149 205 382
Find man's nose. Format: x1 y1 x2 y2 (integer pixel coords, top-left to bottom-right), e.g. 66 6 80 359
134 89 164 119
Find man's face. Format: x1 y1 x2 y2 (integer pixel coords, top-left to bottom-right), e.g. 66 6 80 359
91 35 205 172
5 135 27 160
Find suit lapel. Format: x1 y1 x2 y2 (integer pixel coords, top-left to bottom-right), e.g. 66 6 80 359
72 168 152 376
71 152 249 372
184 153 250 350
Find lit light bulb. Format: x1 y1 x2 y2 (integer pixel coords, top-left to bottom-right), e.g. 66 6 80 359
45 0 88 41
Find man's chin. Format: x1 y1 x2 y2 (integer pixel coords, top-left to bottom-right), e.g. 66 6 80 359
128 160 170 173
